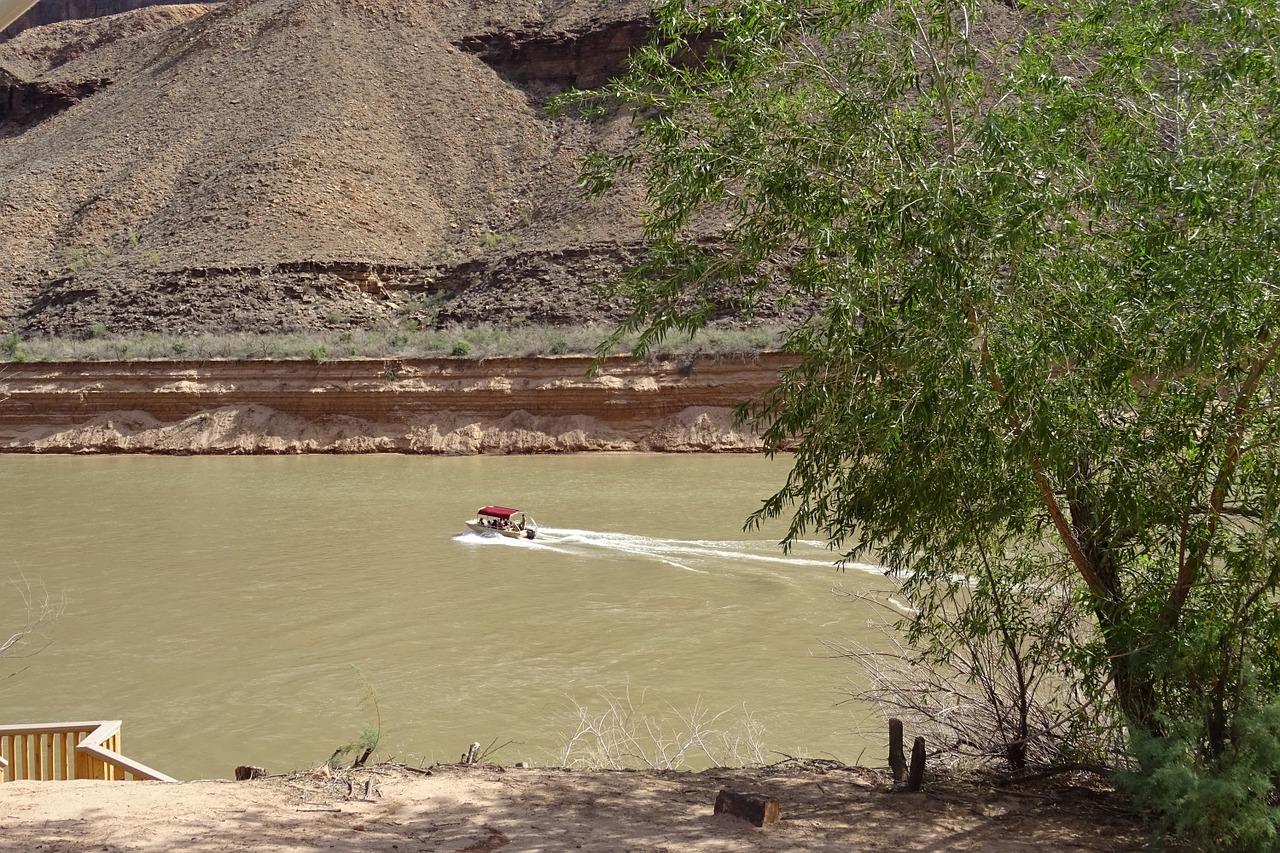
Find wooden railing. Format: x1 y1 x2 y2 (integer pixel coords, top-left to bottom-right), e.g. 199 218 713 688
0 721 176 782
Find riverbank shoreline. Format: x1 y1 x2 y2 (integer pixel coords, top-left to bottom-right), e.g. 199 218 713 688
0 354 796 455
0 761 1147 851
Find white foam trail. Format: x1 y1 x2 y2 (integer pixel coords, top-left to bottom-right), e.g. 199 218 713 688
455 517 906 584
457 525 897 578
539 527 881 575
455 528 714 572
840 561 893 577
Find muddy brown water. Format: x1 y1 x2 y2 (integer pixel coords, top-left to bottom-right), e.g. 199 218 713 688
1 454 898 780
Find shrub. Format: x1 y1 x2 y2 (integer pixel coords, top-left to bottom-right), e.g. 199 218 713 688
557 687 766 771
1120 700 1280 852
2 322 790 362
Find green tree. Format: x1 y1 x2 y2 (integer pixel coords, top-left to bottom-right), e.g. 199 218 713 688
564 0 1280 841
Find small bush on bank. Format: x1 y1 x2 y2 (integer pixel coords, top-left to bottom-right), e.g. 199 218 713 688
0 333 24 361
0 324 789 362
1119 701 1280 853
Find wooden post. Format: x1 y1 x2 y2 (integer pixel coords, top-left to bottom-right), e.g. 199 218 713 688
888 718 906 782
1007 739 1027 771
714 788 781 827
74 739 89 780
906 736 926 792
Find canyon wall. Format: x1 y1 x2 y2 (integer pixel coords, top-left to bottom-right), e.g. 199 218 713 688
0 353 795 454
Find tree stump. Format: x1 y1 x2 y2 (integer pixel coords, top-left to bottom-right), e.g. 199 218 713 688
906 736 926 792
1006 739 1027 771
888 718 906 782
714 788 781 827
234 765 267 781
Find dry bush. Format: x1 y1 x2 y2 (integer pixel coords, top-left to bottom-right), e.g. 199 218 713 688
835 586 1123 773
1 576 65 685
555 687 767 770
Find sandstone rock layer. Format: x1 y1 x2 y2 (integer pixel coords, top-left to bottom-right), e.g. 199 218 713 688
0 353 795 454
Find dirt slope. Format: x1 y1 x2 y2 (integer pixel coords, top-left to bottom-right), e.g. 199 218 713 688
0 0 661 338
0 763 1148 853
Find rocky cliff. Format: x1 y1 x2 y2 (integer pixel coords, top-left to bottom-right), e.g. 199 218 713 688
0 0 700 339
1 0 213 40
0 353 796 453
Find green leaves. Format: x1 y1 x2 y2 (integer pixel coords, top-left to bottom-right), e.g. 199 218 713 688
570 0 1280 791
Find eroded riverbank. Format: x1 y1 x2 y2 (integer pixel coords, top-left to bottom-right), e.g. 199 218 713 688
0 353 795 454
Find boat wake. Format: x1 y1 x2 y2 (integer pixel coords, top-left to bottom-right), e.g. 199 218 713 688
455 526 888 576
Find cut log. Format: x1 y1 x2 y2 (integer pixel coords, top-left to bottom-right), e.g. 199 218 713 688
234 765 267 780
714 788 781 827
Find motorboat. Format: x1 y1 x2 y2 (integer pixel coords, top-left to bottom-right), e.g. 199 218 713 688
466 505 538 540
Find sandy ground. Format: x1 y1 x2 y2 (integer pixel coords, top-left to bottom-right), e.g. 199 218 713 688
0 762 1149 852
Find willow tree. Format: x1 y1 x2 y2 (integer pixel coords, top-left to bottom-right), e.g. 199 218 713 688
566 0 1280 839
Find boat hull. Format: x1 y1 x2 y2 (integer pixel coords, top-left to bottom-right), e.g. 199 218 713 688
465 519 536 539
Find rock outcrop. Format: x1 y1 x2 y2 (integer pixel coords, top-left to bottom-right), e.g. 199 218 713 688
455 11 652 89
0 353 796 454
0 73 109 127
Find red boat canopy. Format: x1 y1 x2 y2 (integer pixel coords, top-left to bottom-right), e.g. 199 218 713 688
477 506 521 519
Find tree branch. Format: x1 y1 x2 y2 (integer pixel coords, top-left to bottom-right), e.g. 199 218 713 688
1162 336 1280 630
963 301 1111 601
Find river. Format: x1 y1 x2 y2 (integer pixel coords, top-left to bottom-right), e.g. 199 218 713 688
0 454 898 781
